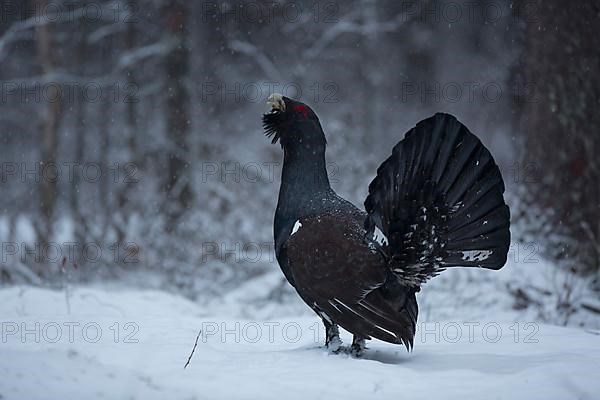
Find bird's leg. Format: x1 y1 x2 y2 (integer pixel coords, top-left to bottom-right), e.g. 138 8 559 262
323 319 342 352
350 335 367 357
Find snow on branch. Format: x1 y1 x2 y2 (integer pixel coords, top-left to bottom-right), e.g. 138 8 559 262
228 40 283 82
0 4 121 61
117 38 178 70
303 9 418 60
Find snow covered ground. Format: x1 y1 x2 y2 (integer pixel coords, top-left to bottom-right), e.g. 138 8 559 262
1 286 599 400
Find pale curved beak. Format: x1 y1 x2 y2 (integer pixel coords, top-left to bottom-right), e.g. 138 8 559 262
267 93 286 112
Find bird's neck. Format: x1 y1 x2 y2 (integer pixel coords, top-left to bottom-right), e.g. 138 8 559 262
275 145 331 228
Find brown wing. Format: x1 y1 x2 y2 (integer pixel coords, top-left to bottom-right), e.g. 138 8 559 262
285 212 417 348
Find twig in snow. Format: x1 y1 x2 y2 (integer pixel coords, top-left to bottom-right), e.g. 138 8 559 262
184 329 202 369
581 303 600 314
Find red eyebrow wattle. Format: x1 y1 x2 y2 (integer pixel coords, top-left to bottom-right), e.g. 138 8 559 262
294 104 309 118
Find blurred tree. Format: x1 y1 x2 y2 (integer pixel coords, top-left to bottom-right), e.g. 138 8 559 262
515 0 600 275
125 0 139 164
34 0 63 275
163 0 193 232
71 13 87 262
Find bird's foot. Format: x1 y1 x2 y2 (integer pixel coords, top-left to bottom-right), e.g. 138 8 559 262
324 322 342 353
350 336 367 357
326 334 343 353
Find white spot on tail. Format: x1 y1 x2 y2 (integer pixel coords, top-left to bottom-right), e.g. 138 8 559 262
291 220 302 236
450 201 464 213
462 250 493 262
373 226 388 246
329 299 342 313
317 310 332 325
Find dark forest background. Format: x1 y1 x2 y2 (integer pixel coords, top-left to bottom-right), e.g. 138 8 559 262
0 0 597 313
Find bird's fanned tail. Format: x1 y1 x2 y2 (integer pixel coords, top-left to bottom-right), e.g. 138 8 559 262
364 113 510 287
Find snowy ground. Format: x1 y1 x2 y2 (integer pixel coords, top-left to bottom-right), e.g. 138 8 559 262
1 286 599 400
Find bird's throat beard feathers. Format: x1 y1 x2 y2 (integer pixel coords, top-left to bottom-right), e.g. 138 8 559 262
262 110 285 146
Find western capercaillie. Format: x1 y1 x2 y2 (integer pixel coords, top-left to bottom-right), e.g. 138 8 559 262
263 93 510 355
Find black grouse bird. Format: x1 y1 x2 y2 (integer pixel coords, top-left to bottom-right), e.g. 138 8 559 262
263 93 510 355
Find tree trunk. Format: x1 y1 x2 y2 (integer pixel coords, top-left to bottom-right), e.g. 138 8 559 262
34 0 63 274
163 0 193 232
125 0 139 164
71 17 87 269
114 0 140 248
